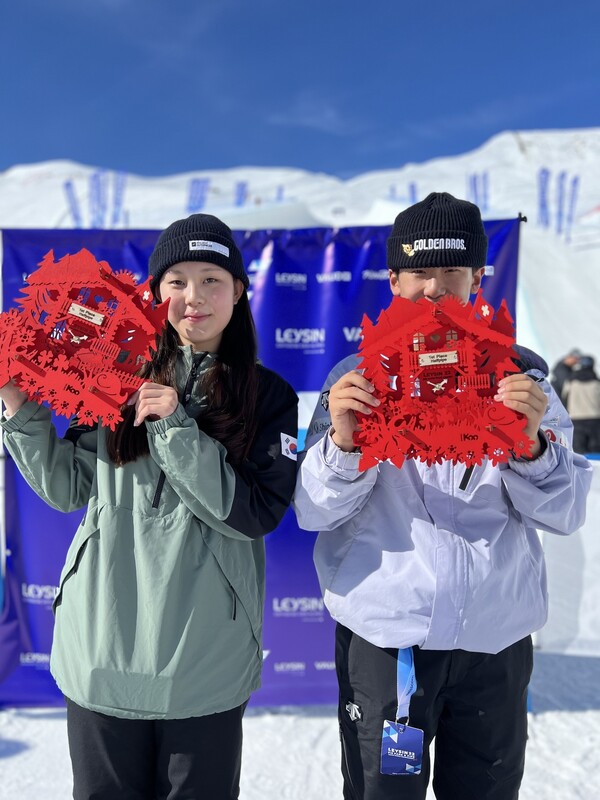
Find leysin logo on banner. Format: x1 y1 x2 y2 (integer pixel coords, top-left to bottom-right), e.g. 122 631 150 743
21 583 58 607
272 596 325 621
275 328 326 355
20 652 51 670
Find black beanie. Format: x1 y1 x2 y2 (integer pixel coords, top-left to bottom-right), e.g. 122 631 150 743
148 213 249 293
387 192 488 271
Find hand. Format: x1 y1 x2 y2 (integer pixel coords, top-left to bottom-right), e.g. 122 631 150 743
0 379 28 416
494 374 548 458
328 371 380 452
127 382 178 427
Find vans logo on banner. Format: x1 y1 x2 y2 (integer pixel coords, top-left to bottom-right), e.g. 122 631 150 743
189 239 230 257
316 271 352 283
343 327 362 343
403 238 466 256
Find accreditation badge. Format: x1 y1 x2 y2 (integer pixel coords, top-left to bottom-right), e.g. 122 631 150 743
380 720 424 775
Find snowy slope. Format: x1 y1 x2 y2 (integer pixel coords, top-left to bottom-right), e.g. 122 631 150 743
1 129 600 798
1 128 599 367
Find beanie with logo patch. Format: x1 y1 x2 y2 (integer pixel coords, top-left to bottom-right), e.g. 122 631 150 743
148 213 249 293
387 192 488 271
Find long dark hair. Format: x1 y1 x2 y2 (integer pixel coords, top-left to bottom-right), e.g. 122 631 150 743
105 291 259 467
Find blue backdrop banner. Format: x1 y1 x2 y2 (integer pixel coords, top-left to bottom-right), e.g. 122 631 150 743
0 219 520 707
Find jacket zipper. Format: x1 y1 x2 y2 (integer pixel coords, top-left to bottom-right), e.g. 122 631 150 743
152 471 166 509
151 351 208 509
459 465 474 491
228 581 238 620
182 350 208 405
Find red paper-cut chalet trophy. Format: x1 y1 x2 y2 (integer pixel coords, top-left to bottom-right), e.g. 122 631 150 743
354 290 534 471
0 249 168 429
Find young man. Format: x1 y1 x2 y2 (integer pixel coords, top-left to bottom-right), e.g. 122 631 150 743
293 193 592 800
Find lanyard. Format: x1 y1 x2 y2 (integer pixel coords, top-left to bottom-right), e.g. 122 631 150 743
396 647 417 722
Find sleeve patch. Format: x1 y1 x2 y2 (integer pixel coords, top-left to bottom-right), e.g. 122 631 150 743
281 432 298 461
541 426 570 448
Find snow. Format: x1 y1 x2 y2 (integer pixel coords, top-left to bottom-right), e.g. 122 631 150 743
2 128 600 797
3 660 600 800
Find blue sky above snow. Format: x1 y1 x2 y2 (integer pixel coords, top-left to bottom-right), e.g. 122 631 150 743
0 0 598 176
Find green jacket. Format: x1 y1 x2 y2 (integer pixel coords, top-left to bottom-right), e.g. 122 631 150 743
1 349 298 719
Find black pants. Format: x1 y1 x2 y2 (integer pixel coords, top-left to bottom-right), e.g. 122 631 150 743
572 419 600 454
336 624 533 800
66 698 245 800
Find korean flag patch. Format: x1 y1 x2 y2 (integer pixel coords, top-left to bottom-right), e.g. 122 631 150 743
281 433 298 461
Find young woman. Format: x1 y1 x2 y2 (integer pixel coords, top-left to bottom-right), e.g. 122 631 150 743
0 213 298 799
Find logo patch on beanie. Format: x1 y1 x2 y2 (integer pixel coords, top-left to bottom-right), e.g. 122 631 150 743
189 240 230 258
406 238 466 254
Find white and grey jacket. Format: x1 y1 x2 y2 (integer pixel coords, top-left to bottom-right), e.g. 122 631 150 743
293 349 592 654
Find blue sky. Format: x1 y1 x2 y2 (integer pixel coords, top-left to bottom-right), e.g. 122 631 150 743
1 0 598 178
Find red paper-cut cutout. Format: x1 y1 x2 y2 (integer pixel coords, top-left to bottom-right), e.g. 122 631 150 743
0 249 168 429
354 291 534 470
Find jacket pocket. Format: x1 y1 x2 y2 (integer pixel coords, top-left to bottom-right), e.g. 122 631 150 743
228 580 238 620
52 526 99 613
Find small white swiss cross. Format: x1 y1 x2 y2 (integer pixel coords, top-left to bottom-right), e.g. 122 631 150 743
142 290 151 301
481 304 490 317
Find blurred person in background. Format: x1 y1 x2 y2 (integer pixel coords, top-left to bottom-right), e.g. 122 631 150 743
550 348 581 397
561 354 600 454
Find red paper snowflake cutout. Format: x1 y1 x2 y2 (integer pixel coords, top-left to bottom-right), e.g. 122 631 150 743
0 249 168 429
354 291 534 470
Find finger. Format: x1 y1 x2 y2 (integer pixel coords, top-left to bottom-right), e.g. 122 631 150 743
134 395 178 426
137 385 173 399
332 399 380 417
329 387 381 408
500 398 542 416
330 392 381 416
333 372 376 393
126 389 139 406
133 398 159 426
496 377 545 402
